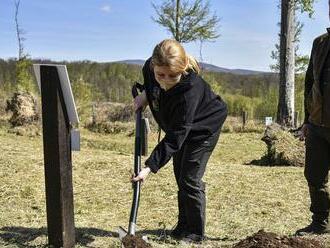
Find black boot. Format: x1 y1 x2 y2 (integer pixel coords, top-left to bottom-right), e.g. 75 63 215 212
170 191 187 239
295 221 330 236
297 183 330 236
181 233 205 244
170 221 188 239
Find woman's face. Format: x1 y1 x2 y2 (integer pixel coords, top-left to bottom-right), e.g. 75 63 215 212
153 65 182 91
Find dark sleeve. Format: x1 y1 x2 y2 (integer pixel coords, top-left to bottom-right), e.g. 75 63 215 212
145 92 199 173
304 40 315 124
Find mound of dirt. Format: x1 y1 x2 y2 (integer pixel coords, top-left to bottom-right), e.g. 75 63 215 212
233 230 324 248
85 120 134 134
249 124 305 167
91 102 154 124
122 234 152 248
7 124 41 137
5 92 39 127
87 102 157 134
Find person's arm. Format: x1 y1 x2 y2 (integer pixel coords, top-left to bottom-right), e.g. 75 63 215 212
145 93 199 173
132 94 199 182
304 41 316 124
299 40 316 141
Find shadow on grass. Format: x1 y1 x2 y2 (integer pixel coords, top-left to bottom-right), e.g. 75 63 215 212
0 226 234 247
0 226 118 248
136 229 232 243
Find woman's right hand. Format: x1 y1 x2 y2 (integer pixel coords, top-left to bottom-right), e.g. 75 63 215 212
131 167 151 183
133 90 148 112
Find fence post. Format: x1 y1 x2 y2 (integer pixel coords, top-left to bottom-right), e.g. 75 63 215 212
92 103 96 125
242 111 248 129
40 65 75 248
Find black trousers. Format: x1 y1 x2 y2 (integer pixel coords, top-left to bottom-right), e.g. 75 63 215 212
305 123 330 227
172 128 222 236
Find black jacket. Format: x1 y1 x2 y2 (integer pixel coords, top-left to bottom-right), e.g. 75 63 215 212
142 58 227 173
304 28 330 127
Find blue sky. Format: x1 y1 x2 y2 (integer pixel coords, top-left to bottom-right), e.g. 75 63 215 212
0 0 328 71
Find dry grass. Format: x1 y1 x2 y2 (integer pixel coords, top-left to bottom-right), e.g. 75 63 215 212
221 116 265 134
86 102 156 126
0 122 329 248
85 121 135 135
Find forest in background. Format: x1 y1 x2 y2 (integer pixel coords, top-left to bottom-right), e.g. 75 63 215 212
0 58 306 123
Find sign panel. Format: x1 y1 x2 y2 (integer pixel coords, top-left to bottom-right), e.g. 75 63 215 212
33 64 79 126
265 117 273 126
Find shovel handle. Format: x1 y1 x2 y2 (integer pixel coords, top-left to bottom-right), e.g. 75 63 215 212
129 82 145 235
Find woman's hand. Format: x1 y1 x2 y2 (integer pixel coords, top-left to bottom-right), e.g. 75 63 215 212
299 124 309 141
131 167 151 183
133 91 148 112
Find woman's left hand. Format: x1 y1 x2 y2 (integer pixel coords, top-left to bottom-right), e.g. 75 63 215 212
131 167 151 183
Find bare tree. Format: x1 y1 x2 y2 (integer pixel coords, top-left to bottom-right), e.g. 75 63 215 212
175 0 180 41
14 0 26 59
14 0 33 93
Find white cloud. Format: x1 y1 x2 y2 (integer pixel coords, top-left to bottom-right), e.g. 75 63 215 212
100 5 111 13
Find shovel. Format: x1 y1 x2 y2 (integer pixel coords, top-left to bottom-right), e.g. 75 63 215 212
118 82 150 245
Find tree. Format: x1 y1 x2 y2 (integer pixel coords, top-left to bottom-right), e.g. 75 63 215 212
270 21 309 73
294 0 315 73
277 0 296 127
15 0 25 59
14 0 34 93
72 76 93 105
152 0 220 45
276 0 315 127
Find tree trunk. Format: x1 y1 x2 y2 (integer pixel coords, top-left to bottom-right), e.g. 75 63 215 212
277 0 295 127
175 0 180 41
199 39 204 64
14 0 24 59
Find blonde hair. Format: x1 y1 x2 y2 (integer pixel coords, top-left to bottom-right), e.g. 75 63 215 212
151 39 200 74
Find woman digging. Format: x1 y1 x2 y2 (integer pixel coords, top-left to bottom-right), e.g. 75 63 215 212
132 39 227 244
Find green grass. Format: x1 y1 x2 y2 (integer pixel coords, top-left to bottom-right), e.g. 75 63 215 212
0 125 329 247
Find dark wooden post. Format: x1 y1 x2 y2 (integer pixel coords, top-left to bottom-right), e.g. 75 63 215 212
92 103 96 125
40 65 75 248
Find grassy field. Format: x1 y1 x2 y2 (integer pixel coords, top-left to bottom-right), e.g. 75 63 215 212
0 123 330 248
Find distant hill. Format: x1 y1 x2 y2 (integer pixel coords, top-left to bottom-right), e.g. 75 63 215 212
114 59 271 75
199 62 271 75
